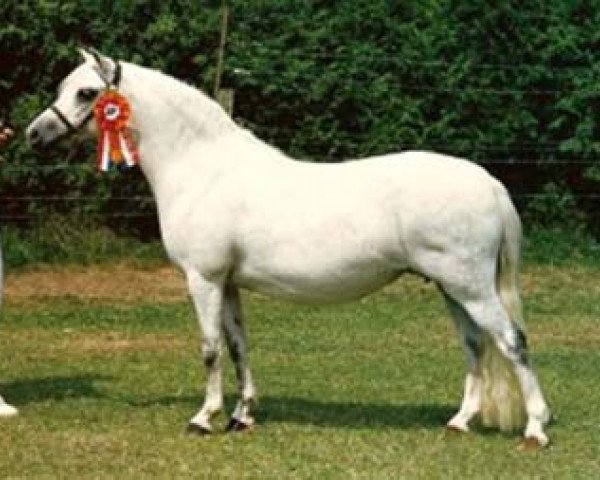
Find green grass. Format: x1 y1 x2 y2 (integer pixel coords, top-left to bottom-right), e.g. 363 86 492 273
1 264 600 478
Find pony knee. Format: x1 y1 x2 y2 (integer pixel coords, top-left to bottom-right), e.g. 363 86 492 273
202 341 221 368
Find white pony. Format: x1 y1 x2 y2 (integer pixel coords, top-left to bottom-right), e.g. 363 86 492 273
26 49 550 446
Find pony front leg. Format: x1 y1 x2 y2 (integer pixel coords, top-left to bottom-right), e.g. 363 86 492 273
186 272 225 435
222 285 257 431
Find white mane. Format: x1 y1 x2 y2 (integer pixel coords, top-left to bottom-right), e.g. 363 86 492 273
125 63 238 138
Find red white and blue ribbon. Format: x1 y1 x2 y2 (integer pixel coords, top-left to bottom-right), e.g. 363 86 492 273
94 90 139 172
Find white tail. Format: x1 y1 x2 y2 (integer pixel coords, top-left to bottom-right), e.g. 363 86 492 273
479 186 527 431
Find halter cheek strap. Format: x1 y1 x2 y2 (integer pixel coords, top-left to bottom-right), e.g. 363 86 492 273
51 61 122 133
50 105 77 133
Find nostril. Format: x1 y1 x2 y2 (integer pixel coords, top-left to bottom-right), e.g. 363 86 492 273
29 128 41 145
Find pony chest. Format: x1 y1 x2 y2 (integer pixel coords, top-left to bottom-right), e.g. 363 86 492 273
158 207 235 276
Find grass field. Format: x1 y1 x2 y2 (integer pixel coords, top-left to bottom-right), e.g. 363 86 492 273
1 261 599 478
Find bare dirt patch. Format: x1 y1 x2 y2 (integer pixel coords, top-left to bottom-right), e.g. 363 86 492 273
63 330 190 355
4 263 188 305
2 328 191 359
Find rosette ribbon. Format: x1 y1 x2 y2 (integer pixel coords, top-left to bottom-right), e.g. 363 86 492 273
94 90 139 172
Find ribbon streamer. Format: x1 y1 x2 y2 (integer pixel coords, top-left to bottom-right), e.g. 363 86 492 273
94 90 139 172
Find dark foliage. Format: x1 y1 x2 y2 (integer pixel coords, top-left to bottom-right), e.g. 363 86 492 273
2 1 600 236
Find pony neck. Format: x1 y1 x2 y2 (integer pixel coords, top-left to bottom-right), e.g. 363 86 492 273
118 62 239 181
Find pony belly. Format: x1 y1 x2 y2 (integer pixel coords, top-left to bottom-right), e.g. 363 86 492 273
231 260 401 304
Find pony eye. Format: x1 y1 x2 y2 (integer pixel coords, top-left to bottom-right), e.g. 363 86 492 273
77 88 99 102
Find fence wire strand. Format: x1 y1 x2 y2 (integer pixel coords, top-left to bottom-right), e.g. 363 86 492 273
4 78 600 222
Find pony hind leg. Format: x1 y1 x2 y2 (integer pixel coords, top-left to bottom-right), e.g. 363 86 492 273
222 284 257 432
457 292 550 446
443 293 484 433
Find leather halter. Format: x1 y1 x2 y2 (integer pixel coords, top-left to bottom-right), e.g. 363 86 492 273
50 61 122 133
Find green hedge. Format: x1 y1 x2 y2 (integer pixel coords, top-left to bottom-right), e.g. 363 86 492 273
2 1 600 236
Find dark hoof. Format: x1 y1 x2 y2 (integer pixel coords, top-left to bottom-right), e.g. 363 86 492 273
186 423 212 436
445 425 467 435
225 418 253 433
517 437 545 451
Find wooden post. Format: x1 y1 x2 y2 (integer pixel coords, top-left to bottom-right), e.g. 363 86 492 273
216 88 235 116
213 1 235 116
213 0 229 99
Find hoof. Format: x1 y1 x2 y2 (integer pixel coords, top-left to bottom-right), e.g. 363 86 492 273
186 423 212 436
225 418 253 433
518 436 548 451
445 425 468 435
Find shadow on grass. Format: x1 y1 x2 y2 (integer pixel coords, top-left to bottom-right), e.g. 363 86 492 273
1 374 109 406
127 393 455 430
257 396 455 429
1 377 456 431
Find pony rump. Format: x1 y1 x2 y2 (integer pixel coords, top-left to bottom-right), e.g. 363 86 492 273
479 185 527 431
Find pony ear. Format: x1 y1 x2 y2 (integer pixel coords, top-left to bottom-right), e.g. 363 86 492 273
78 47 97 65
81 48 116 83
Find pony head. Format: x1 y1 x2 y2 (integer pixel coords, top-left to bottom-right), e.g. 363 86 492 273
26 48 120 149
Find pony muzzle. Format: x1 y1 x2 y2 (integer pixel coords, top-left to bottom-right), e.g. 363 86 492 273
27 111 64 149
26 106 84 151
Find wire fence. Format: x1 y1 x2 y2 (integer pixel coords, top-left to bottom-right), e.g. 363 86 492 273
237 40 600 70
0 151 597 221
4 64 600 222
0 188 598 221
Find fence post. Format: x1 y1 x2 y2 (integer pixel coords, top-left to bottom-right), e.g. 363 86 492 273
213 0 234 116
216 88 235 116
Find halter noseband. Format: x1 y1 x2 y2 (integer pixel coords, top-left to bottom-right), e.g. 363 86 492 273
50 60 122 134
